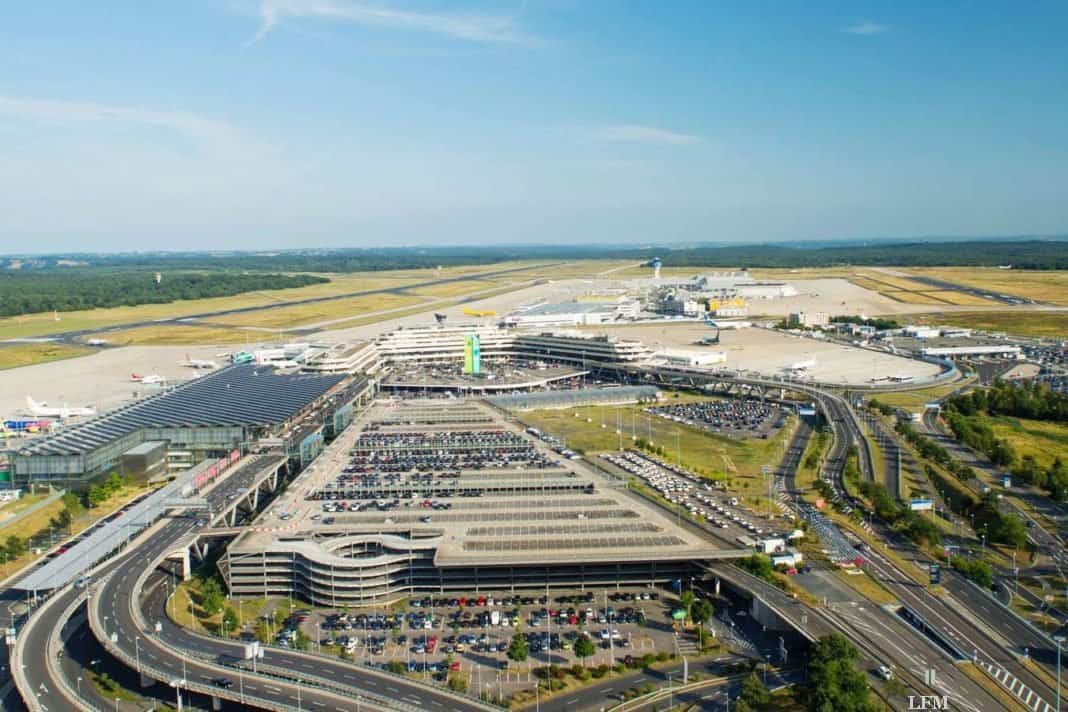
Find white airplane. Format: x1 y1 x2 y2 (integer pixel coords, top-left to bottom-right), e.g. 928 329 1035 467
130 373 166 384
180 353 218 370
785 359 817 372
25 396 96 419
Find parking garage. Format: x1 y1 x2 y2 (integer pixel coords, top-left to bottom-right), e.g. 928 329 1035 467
219 399 749 605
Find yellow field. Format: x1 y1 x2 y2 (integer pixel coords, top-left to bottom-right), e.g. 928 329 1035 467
907 267 1068 306
873 384 963 411
902 310 1068 338
405 279 502 298
847 275 896 293
854 272 937 292
0 342 93 370
202 292 426 329
881 290 953 305
989 416 1068 470
103 324 253 345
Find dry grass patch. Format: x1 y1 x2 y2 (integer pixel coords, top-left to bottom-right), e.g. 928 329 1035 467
0 342 93 370
989 416 1068 470
103 324 252 345
203 292 426 328
907 268 1068 306
903 311 1068 338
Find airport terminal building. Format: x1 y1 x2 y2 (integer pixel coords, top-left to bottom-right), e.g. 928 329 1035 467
9 365 371 488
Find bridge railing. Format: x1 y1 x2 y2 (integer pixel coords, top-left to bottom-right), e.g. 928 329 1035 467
87 571 306 712
126 541 500 711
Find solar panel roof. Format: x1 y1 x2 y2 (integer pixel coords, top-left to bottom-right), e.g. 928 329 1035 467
18 364 346 457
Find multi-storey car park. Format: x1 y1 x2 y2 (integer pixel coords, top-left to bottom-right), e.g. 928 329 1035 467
219 399 748 605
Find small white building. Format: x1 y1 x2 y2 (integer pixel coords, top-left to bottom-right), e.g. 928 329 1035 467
756 537 787 554
903 325 941 339
502 301 619 328
771 550 803 568
788 311 830 328
655 349 728 367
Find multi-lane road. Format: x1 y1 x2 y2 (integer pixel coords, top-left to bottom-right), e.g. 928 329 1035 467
14 456 496 712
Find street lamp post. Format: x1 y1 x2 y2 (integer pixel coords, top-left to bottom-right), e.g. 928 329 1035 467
135 636 141 675
1056 636 1066 712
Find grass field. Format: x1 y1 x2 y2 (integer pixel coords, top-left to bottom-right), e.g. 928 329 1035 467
881 290 954 305
837 271 1002 306
0 492 50 520
201 292 427 329
870 384 964 411
906 267 1068 306
0 342 93 370
520 397 795 504
795 429 831 491
0 483 154 577
0 495 64 542
405 277 515 298
920 290 996 307
989 416 1068 470
102 324 254 345
902 310 1068 338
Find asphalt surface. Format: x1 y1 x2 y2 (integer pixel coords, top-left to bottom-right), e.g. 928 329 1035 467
899 273 1036 305
14 457 495 712
16 262 556 346
860 540 1057 707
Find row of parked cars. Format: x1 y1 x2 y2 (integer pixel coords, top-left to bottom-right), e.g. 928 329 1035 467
525 427 583 460
603 450 768 535
646 398 782 435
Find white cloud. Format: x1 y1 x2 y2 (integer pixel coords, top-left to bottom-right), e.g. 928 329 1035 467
590 124 702 146
0 95 240 148
841 21 889 36
244 0 528 46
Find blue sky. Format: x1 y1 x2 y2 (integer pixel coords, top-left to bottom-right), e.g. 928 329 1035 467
2 1 1066 251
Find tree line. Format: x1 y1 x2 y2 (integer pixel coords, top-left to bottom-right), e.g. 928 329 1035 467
0 271 327 317
889 416 1028 547
942 381 1068 499
6 238 1068 275
830 315 902 330
947 380 1068 424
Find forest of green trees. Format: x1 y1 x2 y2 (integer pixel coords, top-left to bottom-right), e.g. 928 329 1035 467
0 271 327 317
4 238 1068 276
